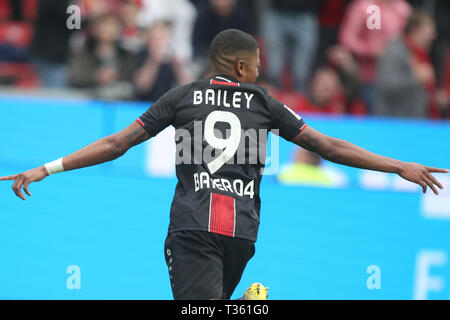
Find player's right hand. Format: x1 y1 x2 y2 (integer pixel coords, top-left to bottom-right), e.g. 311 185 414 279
0 166 48 200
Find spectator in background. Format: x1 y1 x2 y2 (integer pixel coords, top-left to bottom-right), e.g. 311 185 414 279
428 0 450 119
137 0 196 64
68 0 123 56
133 21 192 102
277 147 347 188
339 0 411 114
314 0 349 70
29 0 71 88
120 0 144 54
374 10 436 118
437 59 450 119
326 45 365 114
80 0 122 19
192 0 250 71
278 149 332 186
262 0 323 92
71 0 143 56
273 67 346 115
68 14 137 100
298 67 346 114
277 66 348 188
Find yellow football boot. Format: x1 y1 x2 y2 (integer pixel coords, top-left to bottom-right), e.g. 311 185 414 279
244 282 269 300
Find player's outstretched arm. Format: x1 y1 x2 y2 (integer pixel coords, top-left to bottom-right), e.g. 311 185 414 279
291 126 449 195
0 121 149 200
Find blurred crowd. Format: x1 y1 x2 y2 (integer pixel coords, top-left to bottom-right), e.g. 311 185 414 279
0 0 450 119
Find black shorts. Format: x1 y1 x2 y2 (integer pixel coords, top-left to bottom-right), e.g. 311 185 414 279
164 230 255 300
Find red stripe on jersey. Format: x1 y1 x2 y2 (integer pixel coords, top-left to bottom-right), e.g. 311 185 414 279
209 193 236 237
300 123 308 131
210 79 240 87
136 118 145 127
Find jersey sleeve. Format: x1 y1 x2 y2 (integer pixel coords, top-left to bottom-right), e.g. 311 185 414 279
268 96 307 141
136 87 179 138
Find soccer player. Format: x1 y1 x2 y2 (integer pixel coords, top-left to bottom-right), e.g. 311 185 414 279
1 29 448 300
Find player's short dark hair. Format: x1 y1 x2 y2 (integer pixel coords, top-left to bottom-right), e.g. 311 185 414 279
208 29 259 73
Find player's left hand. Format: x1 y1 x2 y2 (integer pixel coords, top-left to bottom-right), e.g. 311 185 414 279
397 162 448 195
0 166 48 200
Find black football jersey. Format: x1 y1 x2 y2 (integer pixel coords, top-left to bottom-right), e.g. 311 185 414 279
138 74 307 241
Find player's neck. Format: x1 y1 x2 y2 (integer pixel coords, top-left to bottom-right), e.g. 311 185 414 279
212 72 240 83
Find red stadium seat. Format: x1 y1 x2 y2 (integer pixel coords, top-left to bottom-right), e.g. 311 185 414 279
22 0 39 21
0 21 33 47
0 62 39 88
0 0 11 21
0 0 38 21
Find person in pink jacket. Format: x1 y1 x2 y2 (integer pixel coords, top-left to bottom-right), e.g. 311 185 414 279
339 0 411 113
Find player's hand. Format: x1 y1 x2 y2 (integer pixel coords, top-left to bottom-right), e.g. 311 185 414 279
0 166 48 200
397 162 448 195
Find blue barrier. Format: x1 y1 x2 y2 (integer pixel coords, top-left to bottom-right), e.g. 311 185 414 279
0 95 449 299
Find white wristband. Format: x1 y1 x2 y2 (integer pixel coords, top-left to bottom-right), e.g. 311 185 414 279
44 158 64 175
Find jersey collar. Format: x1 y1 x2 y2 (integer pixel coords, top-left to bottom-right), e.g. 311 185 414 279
211 74 240 84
